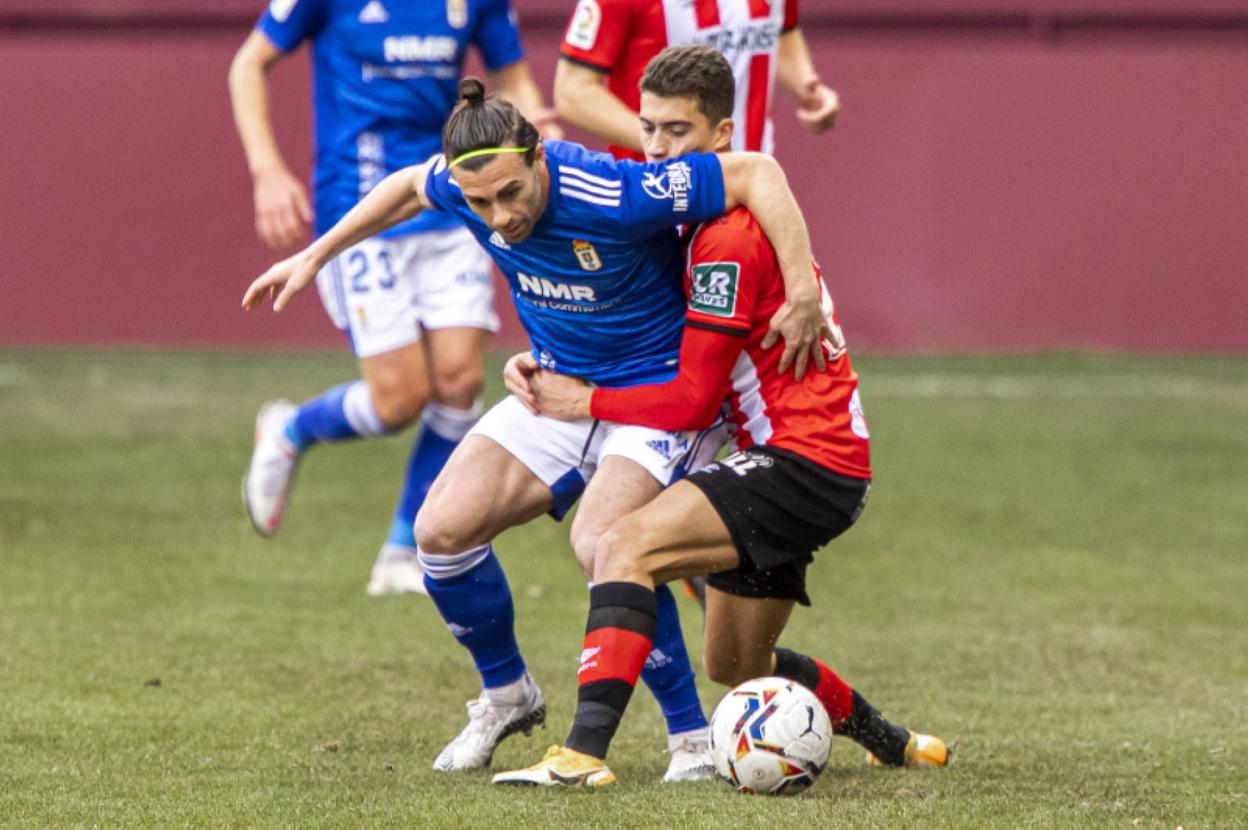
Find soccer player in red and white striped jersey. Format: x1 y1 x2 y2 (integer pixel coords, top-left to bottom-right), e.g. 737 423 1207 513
556 0 839 160
493 46 947 787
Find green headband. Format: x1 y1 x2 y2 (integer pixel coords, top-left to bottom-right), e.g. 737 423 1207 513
448 146 531 169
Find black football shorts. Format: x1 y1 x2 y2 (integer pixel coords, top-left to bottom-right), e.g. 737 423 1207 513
686 445 870 606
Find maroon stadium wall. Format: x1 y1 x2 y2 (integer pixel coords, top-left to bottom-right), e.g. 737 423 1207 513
2 0 1246 352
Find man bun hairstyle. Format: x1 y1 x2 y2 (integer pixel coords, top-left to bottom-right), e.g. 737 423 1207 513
443 76 540 172
640 45 735 126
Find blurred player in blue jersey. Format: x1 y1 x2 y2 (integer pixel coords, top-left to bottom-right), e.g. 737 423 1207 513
228 0 557 595
243 78 830 779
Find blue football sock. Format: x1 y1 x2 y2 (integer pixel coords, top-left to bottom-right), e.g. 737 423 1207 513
419 545 526 689
639 583 708 735
285 380 388 451
386 401 479 549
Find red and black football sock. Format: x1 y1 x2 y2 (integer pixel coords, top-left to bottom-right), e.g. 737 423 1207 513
773 647 911 766
565 582 657 761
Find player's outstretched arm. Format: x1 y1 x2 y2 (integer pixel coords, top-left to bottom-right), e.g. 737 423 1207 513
553 59 643 152
228 30 312 250
717 153 831 379
242 161 433 312
778 28 840 134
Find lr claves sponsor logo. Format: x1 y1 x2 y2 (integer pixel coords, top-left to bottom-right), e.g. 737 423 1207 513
689 261 740 317
641 161 692 212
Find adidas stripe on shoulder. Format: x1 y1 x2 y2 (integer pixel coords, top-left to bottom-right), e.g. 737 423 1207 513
558 165 621 207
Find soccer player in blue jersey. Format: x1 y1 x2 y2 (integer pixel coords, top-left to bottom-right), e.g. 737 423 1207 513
243 78 831 779
229 0 557 595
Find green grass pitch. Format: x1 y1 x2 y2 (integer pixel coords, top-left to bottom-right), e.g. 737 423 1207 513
1 350 1245 827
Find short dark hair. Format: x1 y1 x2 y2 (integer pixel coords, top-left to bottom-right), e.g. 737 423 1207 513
443 77 540 171
640 45 735 126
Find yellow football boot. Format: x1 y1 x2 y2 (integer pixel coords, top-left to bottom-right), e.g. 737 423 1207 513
867 732 950 768
492 745 617 787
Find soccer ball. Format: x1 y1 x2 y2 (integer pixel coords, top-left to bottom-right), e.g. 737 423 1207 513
709 676 833 795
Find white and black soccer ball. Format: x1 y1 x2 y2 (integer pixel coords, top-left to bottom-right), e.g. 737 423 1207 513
709 676 833 795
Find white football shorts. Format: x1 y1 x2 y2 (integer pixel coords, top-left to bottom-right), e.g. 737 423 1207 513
469 395 731 519
315 226 499 358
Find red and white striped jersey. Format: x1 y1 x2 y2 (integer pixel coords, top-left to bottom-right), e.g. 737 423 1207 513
561 0 799 160
591 207 871 480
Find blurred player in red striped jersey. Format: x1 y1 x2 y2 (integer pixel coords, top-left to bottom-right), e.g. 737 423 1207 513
492 46 948 787
556 0 839 161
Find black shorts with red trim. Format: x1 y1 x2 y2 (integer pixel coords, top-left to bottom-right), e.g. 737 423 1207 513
686 445 870 606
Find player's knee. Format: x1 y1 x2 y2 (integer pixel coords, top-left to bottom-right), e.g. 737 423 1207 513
703 650 749 687
430 360 484 411
368 372 430 430
569 526 599 580
413 504 471 555
593 524 652 584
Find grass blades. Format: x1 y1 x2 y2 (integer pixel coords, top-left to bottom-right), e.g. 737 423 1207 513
1 350 1245 827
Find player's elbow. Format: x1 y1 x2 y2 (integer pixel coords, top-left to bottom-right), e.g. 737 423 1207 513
226 50 248 90
723 152 784 208
746 152 784 189
227 46 264 93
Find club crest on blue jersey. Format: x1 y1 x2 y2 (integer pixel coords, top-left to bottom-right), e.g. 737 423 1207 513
447 0 467 29
573 239 602 271
420 140 728 386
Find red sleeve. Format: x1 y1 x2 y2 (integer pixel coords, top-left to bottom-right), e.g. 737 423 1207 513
561 0 635 71
590 215 773 432
684 214 771 335
590 325 742 431
783 0 798 31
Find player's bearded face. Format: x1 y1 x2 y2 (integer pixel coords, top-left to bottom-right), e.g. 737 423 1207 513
639 91 732 162
453 151 548 244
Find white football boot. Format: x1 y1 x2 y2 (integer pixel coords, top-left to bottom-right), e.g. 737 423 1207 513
242 400 301 537
662 727 717 782
366 543 428 596
433 673 547 771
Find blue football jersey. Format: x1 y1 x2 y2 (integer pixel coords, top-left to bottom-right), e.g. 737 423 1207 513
257 0 524 237
424 141 728 387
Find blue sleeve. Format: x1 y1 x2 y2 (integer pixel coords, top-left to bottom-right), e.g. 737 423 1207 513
616 153 727 241
422 154 456 213
257 0 329 53
474 0 525 71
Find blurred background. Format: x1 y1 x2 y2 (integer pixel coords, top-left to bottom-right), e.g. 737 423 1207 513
3 0 1245 354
